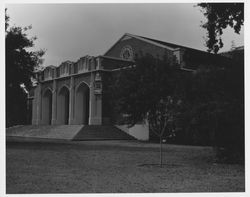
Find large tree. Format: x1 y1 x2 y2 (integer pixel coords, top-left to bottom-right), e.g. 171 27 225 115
6 10 45 127
198 3 244 53
180 60 244 163
111 54 184 166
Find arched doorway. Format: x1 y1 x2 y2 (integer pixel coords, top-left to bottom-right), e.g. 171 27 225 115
75 82 90 125
41 89 52 124
57 86 70 124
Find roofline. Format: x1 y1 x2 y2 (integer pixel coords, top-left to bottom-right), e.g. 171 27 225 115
98 55 135 63
126 33 176 51
103 33 176 56
219 45 244 54
103 33 128 56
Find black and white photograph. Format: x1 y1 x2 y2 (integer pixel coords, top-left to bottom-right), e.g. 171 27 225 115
4 1 247 196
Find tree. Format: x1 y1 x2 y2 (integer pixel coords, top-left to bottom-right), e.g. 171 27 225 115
198 3 244 53
6 10 45 127
181 62 244 163
111 54 182 166
148 97 182 167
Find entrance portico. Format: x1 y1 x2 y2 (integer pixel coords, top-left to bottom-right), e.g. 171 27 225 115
32 57 105 125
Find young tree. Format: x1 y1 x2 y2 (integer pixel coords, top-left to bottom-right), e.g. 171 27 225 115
148 97 182 167
6 10 45 127
198 3 244 53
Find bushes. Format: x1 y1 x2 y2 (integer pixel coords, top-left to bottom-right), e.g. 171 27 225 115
176 64 244 164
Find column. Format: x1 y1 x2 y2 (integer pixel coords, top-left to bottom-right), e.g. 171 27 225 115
88 72 95 125
34 84 42 125
51 80 57 125
32 85 39 125
94 94 102 125
69 76 75 124
89 72 102 125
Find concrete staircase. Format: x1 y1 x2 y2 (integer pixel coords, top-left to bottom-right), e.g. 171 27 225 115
6 125 83 140
73 125 135 141
6 125 135 141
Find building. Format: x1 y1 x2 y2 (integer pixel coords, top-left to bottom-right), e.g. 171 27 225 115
31 33 229 139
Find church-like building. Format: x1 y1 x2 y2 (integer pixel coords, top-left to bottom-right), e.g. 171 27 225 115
31 33 229 133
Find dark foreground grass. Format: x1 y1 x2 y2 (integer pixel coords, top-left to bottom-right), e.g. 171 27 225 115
6 140 245 193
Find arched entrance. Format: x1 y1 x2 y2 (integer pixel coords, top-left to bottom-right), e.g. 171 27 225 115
75 82 90 125
57 86 70 124
41 89 52 124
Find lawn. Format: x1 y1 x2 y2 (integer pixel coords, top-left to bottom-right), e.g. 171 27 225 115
6 140 245 193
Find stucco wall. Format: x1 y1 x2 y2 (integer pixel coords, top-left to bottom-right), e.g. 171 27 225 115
116 124 149 141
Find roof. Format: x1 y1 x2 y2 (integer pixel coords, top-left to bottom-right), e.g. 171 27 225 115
219 46 244 60
220 46 244 54
105 33 216 57
136 34 209 53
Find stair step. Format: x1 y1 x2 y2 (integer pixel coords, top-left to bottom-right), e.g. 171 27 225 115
73 125 135 141
6 125 83 140
6 125 135 141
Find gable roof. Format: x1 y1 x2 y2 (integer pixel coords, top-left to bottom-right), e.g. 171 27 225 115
137 35 198 51
125 33 176 50
104 33 212 56
135 34 233 61
103 33 176 56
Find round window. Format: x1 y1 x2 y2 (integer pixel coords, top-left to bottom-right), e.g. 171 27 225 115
120 45 134 60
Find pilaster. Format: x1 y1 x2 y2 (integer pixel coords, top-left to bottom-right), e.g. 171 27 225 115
89 72 95 125
35 84 42 125
89 71 102 125
51 80 57 125
69 76 75 124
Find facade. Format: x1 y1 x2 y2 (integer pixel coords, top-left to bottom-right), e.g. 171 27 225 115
31 33 229 127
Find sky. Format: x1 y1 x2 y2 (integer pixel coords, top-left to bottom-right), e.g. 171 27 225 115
6 3 244 67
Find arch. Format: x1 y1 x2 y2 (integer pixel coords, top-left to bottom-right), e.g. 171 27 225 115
58 84 70 93
41 88 53 124
57 86 70 124
42 87 53 96
74 82 90 125
75 80 90 90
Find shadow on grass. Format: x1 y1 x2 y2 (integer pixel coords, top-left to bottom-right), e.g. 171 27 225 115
137 163 182 168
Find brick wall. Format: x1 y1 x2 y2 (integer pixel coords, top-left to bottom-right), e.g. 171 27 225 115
105 37 173 61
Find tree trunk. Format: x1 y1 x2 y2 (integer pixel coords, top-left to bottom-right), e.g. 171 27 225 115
160 136 162 167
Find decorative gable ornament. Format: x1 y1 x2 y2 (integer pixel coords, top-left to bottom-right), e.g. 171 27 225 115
120 45 134 60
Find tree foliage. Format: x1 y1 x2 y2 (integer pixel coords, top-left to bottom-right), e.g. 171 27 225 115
198 3 244 53
6 10 45 127
112 54 180 127
180 60 244 163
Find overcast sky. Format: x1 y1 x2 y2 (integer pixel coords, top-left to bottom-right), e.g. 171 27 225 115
6 3 244 67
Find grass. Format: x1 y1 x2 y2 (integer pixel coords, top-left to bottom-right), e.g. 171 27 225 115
6 140 245 193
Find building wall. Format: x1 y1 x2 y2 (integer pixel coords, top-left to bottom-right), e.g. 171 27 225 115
116 124 149 141
32 70 104 125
